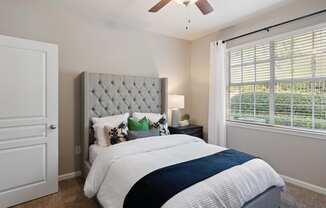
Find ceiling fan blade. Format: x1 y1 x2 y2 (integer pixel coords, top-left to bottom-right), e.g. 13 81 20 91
149 0 173 12
196 0 214 15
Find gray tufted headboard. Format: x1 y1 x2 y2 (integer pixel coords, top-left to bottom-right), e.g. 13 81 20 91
81 72 168 176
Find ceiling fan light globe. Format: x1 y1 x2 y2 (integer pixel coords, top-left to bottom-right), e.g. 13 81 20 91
174 0 198 5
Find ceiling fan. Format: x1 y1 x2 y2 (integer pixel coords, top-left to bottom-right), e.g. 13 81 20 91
149 0 214 15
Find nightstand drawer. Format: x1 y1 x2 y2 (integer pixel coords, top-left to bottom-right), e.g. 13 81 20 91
168 125 204 140
176 128 201 135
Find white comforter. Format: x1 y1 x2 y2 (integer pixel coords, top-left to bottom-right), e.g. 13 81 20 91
84 135 284 208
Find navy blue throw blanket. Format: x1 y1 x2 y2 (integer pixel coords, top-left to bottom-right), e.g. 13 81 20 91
123 149 256 208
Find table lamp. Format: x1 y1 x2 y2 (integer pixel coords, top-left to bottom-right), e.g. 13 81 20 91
168 95 185 127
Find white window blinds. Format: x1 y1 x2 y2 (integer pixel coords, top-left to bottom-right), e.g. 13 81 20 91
227 26 326 131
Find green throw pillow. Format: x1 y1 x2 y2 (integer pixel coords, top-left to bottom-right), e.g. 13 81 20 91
128 117 149 131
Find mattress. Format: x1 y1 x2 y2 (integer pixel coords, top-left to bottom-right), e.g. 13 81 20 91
89 144 106 164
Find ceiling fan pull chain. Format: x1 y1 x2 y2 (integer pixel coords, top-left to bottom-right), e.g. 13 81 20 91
185 5 191 30
186 18 191 30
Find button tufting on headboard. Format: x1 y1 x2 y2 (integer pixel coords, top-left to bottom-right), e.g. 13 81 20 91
88 73 162 118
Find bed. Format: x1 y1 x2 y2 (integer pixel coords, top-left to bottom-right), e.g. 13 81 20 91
81 72 284 208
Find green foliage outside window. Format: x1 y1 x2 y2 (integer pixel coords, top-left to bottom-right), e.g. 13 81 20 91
230 92 326 130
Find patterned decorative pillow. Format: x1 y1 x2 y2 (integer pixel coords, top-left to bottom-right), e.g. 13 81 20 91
150 115 170 136
104 122 128 145
92 113 129 146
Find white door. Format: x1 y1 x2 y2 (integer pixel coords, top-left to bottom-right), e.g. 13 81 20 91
0 35 58 207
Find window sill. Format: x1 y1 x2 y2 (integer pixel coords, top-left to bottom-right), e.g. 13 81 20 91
226 120 326 141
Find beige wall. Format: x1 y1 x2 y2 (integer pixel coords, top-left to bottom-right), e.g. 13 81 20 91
0 0 191 174
190 0 326 188
227 124 326 189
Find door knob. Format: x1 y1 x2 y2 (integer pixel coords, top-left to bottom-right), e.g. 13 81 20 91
49 124 57 130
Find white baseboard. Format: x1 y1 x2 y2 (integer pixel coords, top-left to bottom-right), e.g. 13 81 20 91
281 175 326 196
59 171 82 181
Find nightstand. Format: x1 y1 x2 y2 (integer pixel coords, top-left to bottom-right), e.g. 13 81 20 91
168 125 204 140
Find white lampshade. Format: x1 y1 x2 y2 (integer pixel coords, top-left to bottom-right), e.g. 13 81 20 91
168 95 185 110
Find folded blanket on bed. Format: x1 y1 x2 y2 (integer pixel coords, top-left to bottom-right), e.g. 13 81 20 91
84 135 285 208
124 149 256 208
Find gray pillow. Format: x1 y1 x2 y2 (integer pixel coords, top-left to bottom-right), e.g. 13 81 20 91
127 129 160 140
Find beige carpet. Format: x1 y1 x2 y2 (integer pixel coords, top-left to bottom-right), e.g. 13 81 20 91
281 183 326 208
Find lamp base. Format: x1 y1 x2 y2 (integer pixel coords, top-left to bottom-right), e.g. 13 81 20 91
171 109 180 127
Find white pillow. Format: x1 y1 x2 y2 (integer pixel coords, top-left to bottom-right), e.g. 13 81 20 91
92 113 129 146
133 112 164 123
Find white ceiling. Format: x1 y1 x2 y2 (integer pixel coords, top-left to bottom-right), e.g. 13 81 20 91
58 0 293 40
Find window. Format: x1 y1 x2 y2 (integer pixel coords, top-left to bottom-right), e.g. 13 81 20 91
227 26 326 132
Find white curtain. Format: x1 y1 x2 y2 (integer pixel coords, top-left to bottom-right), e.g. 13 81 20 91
208 40 226 146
